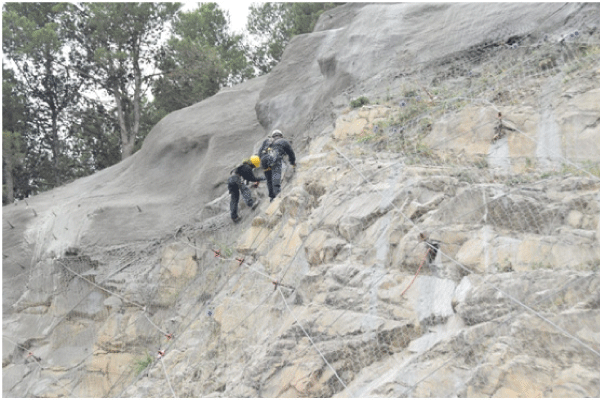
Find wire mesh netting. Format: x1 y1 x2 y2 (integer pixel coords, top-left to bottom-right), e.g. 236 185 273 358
3 7 600 399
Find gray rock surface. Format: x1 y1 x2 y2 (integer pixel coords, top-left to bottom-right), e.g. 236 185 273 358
3 2 600 398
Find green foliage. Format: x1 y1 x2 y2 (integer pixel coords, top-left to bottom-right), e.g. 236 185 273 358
525 157 534 170
418 117 433 135
561 162 600 178
356 133 379 143
529 261 546 270
173 2 229 47
474 158 489 169
133 351 153 375
1 1 344 199
72 2 181 159
2 68 27 135
67 105 122 172
210 238 234 258
3 2 86 188
246 2 341 74
350 96 370 108
2 1 270 199
175 3 253 83
397 99 430 125
2 131 25 204
414 142 435 158
2 3 68 57
153 40 225 113
152 3 253 115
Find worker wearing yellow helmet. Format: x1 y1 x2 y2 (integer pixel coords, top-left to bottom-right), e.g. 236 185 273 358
228 156 265 223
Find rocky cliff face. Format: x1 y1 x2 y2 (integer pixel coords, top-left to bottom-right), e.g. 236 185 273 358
3 3 600 398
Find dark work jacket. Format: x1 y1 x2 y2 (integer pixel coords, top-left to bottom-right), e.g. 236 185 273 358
258 138 296 166
233 163 265 183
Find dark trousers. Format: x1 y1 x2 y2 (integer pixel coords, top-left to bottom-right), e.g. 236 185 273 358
264 158 283 199
228 176 253 220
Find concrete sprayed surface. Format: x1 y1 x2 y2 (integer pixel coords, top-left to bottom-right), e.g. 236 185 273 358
3 2 600 398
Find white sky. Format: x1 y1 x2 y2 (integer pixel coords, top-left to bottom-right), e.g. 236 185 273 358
181 1 257 33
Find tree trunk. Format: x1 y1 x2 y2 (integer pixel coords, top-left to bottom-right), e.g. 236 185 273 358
132 41 141 151
45 54 62 187
3 159 15 203
113 86 134 160
51 112 61 187
121 137 135 159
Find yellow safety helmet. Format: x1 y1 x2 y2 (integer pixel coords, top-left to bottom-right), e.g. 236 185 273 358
250 155 261 168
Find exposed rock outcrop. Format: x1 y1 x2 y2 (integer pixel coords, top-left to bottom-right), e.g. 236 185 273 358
3 2 600 398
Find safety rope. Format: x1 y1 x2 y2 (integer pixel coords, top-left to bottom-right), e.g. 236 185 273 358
176 235 298 293
400 247 430 297
2 335 80 398
14 141 599 399
55 259 172 336
55 259 144 309
397 272 596 398
159 353 177 398
277 288 348 389
9 45 600 397
334 145 600 360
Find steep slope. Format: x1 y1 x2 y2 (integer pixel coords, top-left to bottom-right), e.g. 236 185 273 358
3 2 600 398
2 75 268 313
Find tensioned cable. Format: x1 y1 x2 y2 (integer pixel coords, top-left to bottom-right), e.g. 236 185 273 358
160 356 177 398
248 149 461 365
36 241 196 395
172 168 391 393
172 163 387 393
398 271 596 398
55 258 171 337
169 34 596 356
333 145 600 359
17 160 392 397
113 196 296 396
234 159 415 393
123 28 599 397
7 257 163 398
10 29 599 397
438 250 600 358
51 260 174 396
2 335 80 398
277 287 348 389
512 124 600 179
54 259 145 310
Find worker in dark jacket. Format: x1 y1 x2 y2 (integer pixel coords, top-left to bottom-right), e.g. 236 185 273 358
228 155 264 222
258 129 296 201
